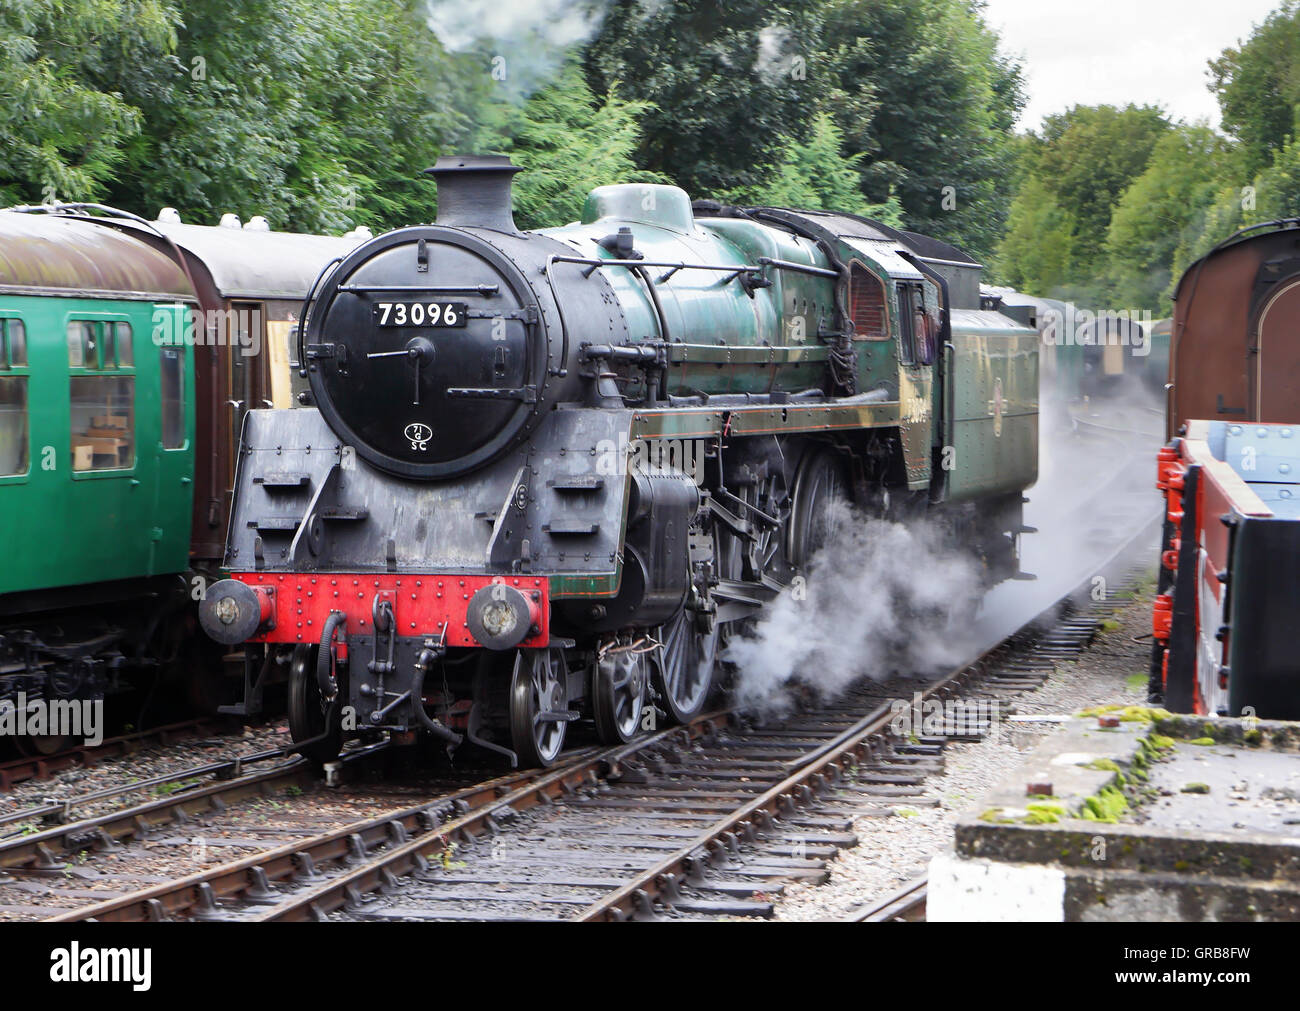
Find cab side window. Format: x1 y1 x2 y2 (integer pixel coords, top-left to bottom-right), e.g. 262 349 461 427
68 320 135 472
849 263 889 340
0 319 29 477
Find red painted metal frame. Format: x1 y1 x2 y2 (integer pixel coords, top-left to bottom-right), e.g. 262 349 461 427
1152 427 1273 713
231 571 550 648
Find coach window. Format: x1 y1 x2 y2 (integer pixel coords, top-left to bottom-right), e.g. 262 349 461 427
67 320 93 368
0 319 29 477
114 322 134 367
2 319 26 367
69 318 135 472
849 262 889 340
160 347 185 449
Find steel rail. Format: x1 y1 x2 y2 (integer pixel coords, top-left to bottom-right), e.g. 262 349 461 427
0 747 284 832
245 715 732 922
246 544 1111 925
46 514 1159 923
45 741 611 921
847 874 928 922
0 753 318 873
574 649 997 920
0 717 229 791
575 525 1157 922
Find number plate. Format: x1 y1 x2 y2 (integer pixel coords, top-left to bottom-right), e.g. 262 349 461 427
372 301 467 328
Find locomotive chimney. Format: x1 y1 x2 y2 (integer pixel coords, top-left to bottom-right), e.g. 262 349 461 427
424 154 522 234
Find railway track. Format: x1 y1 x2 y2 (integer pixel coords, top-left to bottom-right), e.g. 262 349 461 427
0 739 548 919
41 525 1156 923
848 873 928 922
0 746 286 835
0 717 238 791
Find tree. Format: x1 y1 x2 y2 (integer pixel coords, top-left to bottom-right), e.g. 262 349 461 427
1210 1 1300 179
101 0 469 233
583 0 827 196
994 173 1075 295
0 1 177 205
1105 125 1230 312
497 58 667 229
724 111 903 225
1034 104 1171 278
816 0 1025 258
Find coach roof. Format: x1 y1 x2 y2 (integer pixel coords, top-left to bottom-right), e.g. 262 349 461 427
0 209 195 301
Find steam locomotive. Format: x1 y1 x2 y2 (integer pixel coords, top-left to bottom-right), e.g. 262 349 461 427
199 155 1039 766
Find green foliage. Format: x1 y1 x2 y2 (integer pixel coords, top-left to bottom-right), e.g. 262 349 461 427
1036 105 1171 278
104 0 467 232
1169 137 1300 289
994 173 1075 295
0 0 177 205
1105 125 1230 312
817 0 1025 259
998 104 1170 302
1026 6 1300 308
499 59 666 230
584 0 827 196
585 0 1024 254
1 0 1025 251
723 112 903 224
1210 1 1300 178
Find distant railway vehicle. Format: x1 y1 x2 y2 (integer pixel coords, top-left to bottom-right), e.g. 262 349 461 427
0 207 362 748
1151 220 1300 719
983 287 1168 402
199 155 1040 767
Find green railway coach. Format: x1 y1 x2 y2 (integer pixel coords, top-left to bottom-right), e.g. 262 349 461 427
0 211 198 600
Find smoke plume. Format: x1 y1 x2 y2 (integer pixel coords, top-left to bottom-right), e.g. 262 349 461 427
424 0 609 102
724 504 984 717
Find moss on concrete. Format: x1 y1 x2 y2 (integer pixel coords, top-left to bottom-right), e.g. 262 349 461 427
1081 784 1129 823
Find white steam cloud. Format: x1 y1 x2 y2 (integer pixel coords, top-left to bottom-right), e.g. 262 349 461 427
424 0 609 103
724 505 984 717
425 0 605 53
755 25 797 84
969 371 1166 649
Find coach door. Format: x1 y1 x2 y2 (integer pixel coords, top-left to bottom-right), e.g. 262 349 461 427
1255 279 1300 423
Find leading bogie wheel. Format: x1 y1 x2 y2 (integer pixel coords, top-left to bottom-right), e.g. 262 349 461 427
592 648 648 744
509 648 568 767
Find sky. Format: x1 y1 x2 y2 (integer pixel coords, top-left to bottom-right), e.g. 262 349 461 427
981 0 1287 131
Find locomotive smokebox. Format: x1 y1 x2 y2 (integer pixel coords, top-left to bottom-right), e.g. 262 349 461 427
424 154 522 234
